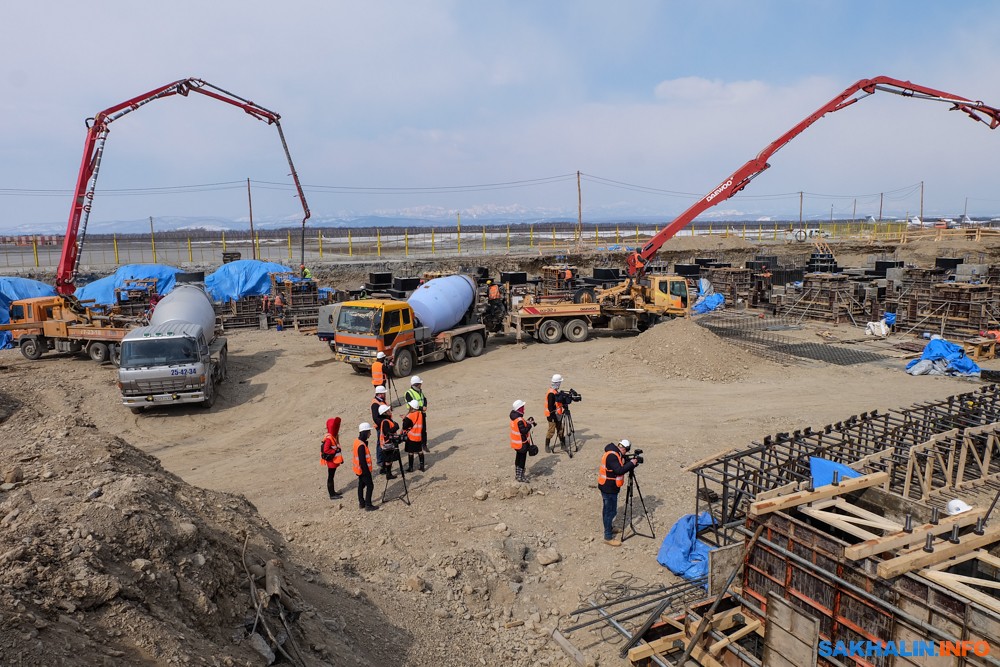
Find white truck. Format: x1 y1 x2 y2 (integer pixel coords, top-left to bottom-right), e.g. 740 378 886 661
118 283 228 413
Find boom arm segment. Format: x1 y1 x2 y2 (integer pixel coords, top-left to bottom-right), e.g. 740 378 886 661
56 78 311 295
626 76 1000 277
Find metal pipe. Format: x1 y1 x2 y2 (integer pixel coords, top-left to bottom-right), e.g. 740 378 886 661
593 602 670 667
736 526 1000 667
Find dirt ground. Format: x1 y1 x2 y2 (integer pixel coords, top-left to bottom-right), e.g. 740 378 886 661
3 237 1000 666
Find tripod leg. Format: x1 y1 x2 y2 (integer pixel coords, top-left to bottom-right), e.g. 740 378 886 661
629 474 655 539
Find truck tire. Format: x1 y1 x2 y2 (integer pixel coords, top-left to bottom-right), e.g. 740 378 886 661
20 337 44 361
537 320 563 344
129 406 144 415
218 348 228 382
573 287 597 304
88 342 110 363
563 319 589 343
447 336 468 362
393 349 414 377
466 332 485 357
201 378 216 409
110 344 121 367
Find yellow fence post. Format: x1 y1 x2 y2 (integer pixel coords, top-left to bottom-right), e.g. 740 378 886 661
287 231 292 261
529 225 534 247
506 225 510 251
773 223 777 240
482 225 486 252
404 229 409 256
348 230 353 257
457 225 462 254
742 223 746 239
318 231 323 258
32 237 39 267
635 225 639 245
377 229 382 257
150 230 157 263
255 234 261 260
615 225 620 244
221 231 226 251
113 234 119 264
552 226 556 247
187 237 193 263
431 228 435 254
595 225 599 246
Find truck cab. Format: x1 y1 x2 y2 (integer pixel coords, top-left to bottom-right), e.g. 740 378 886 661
330 299 417 373
643 275 691 316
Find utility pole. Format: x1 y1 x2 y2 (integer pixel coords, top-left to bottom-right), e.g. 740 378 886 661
830 205 834 224
247 178 257 260
964 197 969 219
878 192 884 223
852 198 857 224
149 216 157 263
919 181 924 221
576 171 582 242
799 191 803 227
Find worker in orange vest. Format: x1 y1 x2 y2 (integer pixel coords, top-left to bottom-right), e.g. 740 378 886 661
320 417 345 500
353 423 377 511
372 351 388 387
487 280 501 301
402 399 426 472
509 399 537 483
377 404 400 479
544 374 566 453
598 439 641 546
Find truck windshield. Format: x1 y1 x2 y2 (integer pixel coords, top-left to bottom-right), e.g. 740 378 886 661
120 338 200 368
337 306 381 334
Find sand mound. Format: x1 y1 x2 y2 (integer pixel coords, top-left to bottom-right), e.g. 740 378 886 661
593 316 777 382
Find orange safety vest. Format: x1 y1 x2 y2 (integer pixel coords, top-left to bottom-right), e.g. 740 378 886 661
371 361 385 386
322 434 344 468
563 270 572 281
352 438 372 475
406 410 424 442
379 418 397 446
510 416 528 450
488 284 500 300
598 451 625 488
544 388 564 418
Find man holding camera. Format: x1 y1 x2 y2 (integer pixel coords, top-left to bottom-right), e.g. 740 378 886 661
544 374 567 453
509 399 537 482
598 439 642 546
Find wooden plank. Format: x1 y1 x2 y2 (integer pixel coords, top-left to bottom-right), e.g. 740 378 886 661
844 508 986 560
748 471 889 517
549 629 588 667
797 507 881 541
708 619 762 656
922 565 1000 616
877 525 1000 578
707 543 744 597
625 630 685 662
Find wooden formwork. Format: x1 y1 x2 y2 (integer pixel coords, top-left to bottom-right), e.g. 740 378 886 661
776 273 868 324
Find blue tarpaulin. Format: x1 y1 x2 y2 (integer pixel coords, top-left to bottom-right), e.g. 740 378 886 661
809 457 860 488
884 312 897 326
692 293 725 314
0 277 57 349
205 259 294 302
905 337 981 376
657 512 715 581
75 264 181 306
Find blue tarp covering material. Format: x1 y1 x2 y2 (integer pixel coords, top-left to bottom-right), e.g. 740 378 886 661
657 512 715 581
205 260 293 302
884 312 897 326
76 264 181 306
692 293 725 314
905 337 981 376
810 457 860 488
0 277 57 349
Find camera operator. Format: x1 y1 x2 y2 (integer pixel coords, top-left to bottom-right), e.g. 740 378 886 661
598 439 643 547
509 399 537 482
377 404 400 479
402 399 426 472
544 374 567 453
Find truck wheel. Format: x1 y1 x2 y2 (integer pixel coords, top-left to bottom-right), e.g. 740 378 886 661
88 342 110 363
129 406 144 415
202 378 216 409
447 336 468 362
218 348 228 382
393 349 414 377
537 320 563 344
564 319 589 343
466 332 485 357
351 364 368 374
573 287 597 304
20 337 44 361
110 344 121 367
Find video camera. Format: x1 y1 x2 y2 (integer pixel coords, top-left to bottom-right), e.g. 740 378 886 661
555 388 582 406
625 448 644 465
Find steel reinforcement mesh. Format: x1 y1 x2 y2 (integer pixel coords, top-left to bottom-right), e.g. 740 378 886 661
696 312 889 366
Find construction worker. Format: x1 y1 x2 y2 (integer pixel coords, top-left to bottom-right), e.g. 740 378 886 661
300 264 313 279
371 385 389 425
405 375 427 451
509 399 537 483
487 279 501 301
273 292 285 319
544 374 566 453
353 423 378 511
598 439 641 546
321 417 345 500
377 404 400 479
402 399 426 472
372 352 387 387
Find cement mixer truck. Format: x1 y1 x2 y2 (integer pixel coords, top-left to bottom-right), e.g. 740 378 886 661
117 282 228 413
323 274 486 377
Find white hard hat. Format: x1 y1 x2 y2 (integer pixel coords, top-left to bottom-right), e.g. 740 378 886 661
408 399 420 410
618 439 631 450
410 375 422 386
551 374 563 384
378 404 392 415
512 399 526 411
375 385 387 394
358 422 372 432
946 499 972 515
376 351 386 359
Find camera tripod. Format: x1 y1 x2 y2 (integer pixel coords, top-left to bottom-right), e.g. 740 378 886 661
560 410 579 458
380 446 411 506
620 469 654 542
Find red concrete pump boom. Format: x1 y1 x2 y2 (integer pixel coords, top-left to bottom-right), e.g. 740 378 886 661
56 78 311 295
626 76 1000 278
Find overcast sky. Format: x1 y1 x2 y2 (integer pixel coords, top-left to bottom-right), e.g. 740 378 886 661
2 1 1000 232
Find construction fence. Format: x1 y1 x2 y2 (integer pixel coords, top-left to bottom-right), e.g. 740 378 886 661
3 221 996 272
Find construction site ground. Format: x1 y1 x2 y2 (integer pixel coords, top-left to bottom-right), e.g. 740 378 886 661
4 236 1000 667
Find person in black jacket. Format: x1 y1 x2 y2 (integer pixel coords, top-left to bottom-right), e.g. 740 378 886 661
509 399 536 482
598 439 640 546
353 423 378 511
